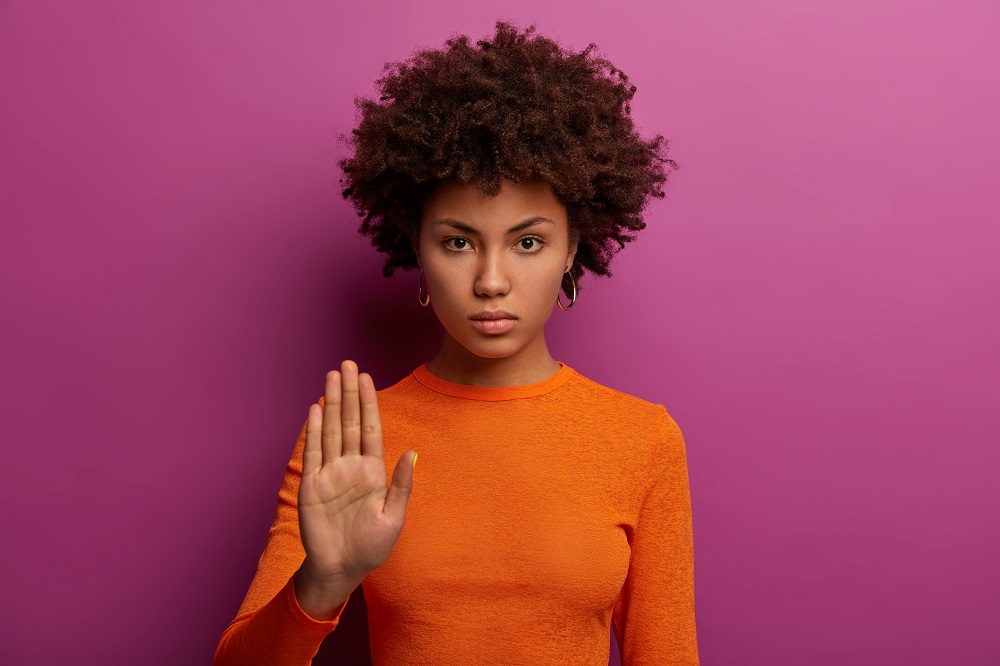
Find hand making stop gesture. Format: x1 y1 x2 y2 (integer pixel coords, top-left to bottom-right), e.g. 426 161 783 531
297 360 417 588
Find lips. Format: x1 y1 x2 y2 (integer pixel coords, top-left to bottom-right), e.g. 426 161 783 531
469 310 517 335
470 310 517 321
470 317 516 334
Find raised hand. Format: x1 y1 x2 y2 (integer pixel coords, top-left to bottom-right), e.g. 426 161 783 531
297 360 417 588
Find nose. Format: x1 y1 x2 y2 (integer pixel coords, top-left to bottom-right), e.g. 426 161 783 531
474 248 512 298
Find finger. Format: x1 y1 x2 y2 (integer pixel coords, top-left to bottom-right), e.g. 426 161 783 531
322 369 343 462
384 450 416 525
340 360 362 456
358 372 384 459
303 404 322 476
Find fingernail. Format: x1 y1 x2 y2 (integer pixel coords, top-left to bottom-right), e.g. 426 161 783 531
412 452 418 470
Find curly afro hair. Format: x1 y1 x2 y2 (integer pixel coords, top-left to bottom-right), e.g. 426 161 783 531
337 20 678 298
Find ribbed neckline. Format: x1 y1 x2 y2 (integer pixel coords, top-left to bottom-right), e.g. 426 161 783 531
412 361 574 401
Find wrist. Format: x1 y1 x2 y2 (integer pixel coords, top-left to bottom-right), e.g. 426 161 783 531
299 557 366 588
292 563 364 622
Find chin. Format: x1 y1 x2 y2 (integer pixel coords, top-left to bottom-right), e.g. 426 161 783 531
465 344 520 360
455 335 523 360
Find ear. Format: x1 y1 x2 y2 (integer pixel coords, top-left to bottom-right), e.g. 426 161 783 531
566 229 580 272
410 232 421 268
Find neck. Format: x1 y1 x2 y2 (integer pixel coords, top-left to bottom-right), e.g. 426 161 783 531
425 333 561 387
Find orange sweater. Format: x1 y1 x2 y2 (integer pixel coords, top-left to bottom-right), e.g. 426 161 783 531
214 361 699 665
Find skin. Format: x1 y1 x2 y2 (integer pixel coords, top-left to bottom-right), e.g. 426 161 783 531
292 177 579 620
294 361 414 620
414 177 579 387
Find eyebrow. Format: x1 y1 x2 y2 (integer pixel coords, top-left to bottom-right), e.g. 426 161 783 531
433 216 555 235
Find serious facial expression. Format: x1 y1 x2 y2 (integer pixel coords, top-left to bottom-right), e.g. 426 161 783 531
416 178 578 362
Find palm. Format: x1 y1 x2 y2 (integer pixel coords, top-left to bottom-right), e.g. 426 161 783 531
300 454 399 575
297 360 417 582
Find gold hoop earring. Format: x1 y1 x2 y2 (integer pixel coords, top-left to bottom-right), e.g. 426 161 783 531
418 268 431 307
557 270 577 311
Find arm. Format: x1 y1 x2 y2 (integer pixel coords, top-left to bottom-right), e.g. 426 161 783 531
213 407 356 666
611 406 700 665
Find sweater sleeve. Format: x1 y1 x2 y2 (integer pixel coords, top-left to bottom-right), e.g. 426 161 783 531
611 406 700 665
214 406 352 665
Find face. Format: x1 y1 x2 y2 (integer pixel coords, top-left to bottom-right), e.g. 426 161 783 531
415 177 578 364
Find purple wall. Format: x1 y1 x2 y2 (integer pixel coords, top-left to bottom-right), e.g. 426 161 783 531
1 1 997 664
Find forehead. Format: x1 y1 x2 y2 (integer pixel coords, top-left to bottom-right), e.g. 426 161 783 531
421 178 568 232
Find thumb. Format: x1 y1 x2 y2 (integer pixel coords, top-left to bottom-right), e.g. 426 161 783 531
384 450 416 524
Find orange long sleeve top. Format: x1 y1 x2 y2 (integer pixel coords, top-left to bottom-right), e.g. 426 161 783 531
214 361 699 665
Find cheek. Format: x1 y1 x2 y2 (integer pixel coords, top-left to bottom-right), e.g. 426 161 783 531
425 265 458 293
513 271 561 316
425 269 466 315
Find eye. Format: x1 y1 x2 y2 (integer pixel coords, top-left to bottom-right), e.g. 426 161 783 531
517 236 544 253
443 237 471 251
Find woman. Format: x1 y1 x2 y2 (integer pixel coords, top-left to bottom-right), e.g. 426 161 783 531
215 21 698 665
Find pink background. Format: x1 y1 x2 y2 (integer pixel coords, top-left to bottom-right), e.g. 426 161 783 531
1 1 997 664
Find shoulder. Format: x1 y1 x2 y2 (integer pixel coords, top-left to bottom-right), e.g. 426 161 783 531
563 367 675 435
